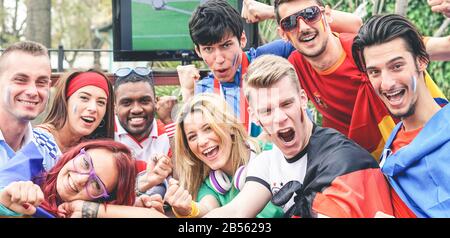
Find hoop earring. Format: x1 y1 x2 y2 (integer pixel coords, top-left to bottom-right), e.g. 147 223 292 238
98 119 105 128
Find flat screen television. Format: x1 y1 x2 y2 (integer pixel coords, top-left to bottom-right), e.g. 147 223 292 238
112 0 259 61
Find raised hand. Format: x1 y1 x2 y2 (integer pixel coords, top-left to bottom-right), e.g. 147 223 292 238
164 178 193 217
241 0 275 23
156 95 178 125
137 154 173 193
177 64 200 101
428 0 450 17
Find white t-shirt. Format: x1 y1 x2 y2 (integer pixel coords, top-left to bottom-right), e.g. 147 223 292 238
246 145 307 212
114 117 170 163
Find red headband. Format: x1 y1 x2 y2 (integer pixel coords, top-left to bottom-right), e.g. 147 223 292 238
66 72 110 99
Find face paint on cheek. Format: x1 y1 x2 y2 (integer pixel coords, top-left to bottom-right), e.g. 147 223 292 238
319 17 325 32
286 33 295 43
203 58 213 70
3 86 11 105
232 53 239 68
300 108 304 123
411 75 417 93
42 88 50 108
72 104 78 115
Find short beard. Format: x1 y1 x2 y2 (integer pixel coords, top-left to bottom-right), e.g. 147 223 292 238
392 67 421 120
392 100 417 119
297 34 328 58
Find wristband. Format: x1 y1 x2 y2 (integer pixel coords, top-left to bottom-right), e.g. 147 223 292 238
172 201 200 218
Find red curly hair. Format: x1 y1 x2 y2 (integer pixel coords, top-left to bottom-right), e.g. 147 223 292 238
38 139 136 216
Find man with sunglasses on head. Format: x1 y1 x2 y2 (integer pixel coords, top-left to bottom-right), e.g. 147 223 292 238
352 14 450 218
269 0 449 160
177 0 363 137
113 67 173 199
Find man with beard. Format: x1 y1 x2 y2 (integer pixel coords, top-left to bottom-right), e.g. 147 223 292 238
0 41 59 191
114 68 173 197
204 55 393 218
244 0 448 159
353 14 450 218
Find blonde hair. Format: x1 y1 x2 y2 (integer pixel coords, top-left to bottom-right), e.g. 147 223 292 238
243 55 301 104
175 93 259 200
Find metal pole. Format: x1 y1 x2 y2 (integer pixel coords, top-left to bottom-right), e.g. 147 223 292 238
58 44 64 72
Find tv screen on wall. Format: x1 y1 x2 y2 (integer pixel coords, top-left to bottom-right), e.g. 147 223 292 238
112 0 259 61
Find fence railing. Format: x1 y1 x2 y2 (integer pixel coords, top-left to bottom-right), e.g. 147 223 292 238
1 45 184 86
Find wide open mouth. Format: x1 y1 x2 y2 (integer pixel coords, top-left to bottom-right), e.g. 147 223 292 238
383 88 406 104
202 145 219 159
277 127 295 143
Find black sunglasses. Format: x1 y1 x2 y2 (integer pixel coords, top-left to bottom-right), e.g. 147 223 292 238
280 6 323 32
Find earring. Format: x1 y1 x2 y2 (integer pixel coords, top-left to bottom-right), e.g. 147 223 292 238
98 119 105 128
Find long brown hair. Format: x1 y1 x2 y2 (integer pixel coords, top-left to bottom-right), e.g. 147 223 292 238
42 70 114 140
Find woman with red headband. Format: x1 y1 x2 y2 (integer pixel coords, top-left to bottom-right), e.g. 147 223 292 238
35 70 115 153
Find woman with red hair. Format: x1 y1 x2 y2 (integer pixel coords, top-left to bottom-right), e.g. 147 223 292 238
0 140 166 218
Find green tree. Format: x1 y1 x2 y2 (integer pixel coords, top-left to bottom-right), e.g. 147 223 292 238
51 0 111 68
0 0 26 46
25 0 51 47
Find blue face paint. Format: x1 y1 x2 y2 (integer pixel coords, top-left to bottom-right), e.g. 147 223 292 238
4 86 11 106
72 104 77 115
45 88 51 108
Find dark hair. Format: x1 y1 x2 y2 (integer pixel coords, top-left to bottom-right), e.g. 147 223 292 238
352 14 430 72
274 0 324 24
114 73 155 97
189 0 243 47
39 140 136 216
42 70 115 140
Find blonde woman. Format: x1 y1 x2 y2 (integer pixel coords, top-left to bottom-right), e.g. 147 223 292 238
163 93 283 218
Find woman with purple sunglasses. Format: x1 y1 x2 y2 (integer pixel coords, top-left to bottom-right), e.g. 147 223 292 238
0 140 166 218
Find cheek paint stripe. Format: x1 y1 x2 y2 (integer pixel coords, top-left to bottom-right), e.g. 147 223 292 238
4 87 11 106
232 53 239 68
411 75 417 93
72 105 77 114
319 18 325 32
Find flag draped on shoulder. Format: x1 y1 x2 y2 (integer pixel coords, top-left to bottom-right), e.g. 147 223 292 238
381 104 450 218
0 142 44 188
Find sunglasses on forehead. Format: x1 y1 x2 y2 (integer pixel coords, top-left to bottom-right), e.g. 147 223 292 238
114 67 153 78
280 6 323 32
